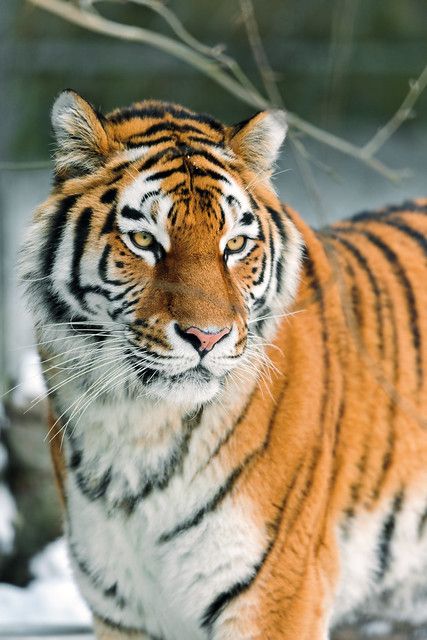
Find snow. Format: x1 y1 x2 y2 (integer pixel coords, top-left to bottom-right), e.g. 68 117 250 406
0 484 16 555
0 538 91 624
11 348 46 408
0 409 16 555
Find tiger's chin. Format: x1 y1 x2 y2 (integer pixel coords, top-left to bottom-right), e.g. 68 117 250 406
139 368 223 406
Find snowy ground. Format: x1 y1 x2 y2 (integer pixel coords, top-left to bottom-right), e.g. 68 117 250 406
0 538 91 626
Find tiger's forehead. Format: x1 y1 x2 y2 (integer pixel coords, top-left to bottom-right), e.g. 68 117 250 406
106 100 227 149
116 144 254 235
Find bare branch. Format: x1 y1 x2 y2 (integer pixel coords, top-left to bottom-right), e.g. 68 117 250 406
238 0 283 107
361 63 427 158
0 160 51 171
28 0 268 109
24 0 427 183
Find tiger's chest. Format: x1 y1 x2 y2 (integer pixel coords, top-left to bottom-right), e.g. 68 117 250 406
61 395 263 640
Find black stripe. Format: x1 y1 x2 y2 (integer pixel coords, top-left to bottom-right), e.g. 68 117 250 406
126 135 173 148
252 253 267 286
130 121 207 138
370 284 399 503
138 149 174 172
165 180 187 195
146 167 187 182
327 231 399 507
240 211 255 226
68 207 94 310
381 216 427 259
140 189 161 204
418 500 427 539
74 466 112 501
100 188 117 205
68 539 127 609
267 206 287 239
340 228 422 391
93 612 164 640
100 204 116 235
41 194 79 277
188 165 231 184
199 390 256 469
188 148 226 171
201 458 302 631
187 135 224 148
303 244 330 426
268 223 276 297
350 200 427 223
112 160 132 173
328 233 385 358
115 410 203 514
120 205 148 221
98 244 127 286
158 465 244 544
159 380 288 545
376 490 404 580
109 104 223 132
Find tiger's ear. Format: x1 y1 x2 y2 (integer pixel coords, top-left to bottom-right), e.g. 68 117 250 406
228 110 287 178
51 90 110 178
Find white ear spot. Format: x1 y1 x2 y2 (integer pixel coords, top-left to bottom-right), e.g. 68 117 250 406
51 90 110 177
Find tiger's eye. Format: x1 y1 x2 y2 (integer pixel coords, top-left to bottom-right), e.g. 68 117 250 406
129 231 155 250
226 235 247 253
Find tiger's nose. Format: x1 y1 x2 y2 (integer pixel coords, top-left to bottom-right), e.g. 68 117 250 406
175 325 231 353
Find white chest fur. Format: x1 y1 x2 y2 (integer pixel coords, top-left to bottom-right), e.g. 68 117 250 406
60 392 264 640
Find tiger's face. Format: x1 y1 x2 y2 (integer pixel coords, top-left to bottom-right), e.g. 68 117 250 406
22 92 303 406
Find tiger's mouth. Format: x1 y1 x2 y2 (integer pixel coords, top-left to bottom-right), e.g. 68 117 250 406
128 358 222 404
134 363 214 386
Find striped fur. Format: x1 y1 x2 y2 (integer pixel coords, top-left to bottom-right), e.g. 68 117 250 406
20 91 427 639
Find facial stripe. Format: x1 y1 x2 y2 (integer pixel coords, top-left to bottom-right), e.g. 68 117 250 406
41 194 79 278
376 490 404 580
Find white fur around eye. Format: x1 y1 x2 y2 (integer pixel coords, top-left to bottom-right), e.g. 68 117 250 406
121 233 157 266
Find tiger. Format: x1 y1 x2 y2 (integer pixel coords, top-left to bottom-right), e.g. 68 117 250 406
20 89 427 640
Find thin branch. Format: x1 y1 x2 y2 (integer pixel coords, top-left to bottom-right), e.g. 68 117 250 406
106 0 262 100
361 62 427 158
289 133 327 225
238 0 283 107
0 160 51 171
25 0 427 182
28 0 268 109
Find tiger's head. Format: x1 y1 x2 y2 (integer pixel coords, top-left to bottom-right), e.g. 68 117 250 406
21 91 303 406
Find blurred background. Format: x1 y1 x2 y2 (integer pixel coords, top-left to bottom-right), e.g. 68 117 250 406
0 0 426 636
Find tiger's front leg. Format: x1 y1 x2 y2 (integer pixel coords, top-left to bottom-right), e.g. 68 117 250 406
209 561 333 640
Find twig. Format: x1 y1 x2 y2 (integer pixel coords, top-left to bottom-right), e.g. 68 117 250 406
0 160 51 171
110 0 262 100
361 63 427 158
238 0 283 107
289 133 327 225
25 0 427 182
27 0 268 109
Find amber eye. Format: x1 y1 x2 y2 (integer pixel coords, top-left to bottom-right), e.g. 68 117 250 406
129 231 155 250
225 235 247 254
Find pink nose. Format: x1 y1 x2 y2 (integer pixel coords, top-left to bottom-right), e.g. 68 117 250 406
182 326 231 353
